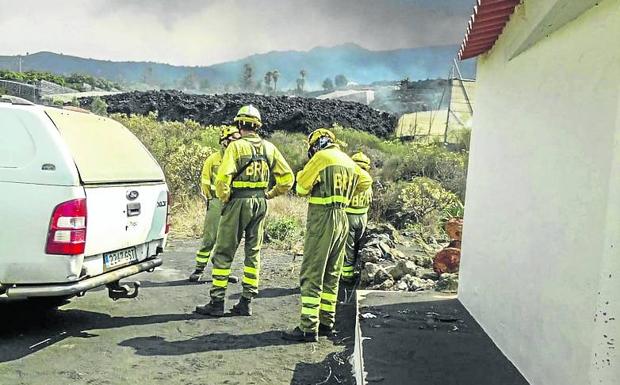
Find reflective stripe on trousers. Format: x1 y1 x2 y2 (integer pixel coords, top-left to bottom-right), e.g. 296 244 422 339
209 197 267 301
212 268 231 288
196 250 210 264
242 265 259 287
341 264 355 278
299 205 348 333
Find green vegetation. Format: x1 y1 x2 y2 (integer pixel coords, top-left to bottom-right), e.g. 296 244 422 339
241 64 255 91
0 69 66 86
322 78 334 91
0 69 121 91
89 96 108 116
327 125 468 240
335 74 348 88
111 112 218 200
296 69 307 93
109 114 468 245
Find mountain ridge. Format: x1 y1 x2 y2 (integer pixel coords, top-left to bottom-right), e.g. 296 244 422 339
0 44 475 90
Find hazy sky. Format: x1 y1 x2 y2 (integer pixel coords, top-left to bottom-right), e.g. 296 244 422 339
0 0 475 66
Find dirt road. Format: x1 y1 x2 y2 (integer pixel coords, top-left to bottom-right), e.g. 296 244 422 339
0 240 355 385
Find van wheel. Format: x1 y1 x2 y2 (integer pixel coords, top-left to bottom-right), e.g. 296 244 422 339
28 296 73 309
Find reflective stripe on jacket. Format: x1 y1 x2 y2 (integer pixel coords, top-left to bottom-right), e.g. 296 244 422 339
296 144 372 208
215 133 294 202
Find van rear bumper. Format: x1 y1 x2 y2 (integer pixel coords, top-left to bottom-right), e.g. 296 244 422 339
4 257 162 299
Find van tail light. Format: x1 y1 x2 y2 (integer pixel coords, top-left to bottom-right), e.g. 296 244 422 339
165 191 172 234
46 198 87 255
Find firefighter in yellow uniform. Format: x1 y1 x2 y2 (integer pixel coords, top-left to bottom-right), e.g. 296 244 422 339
195 105 294 317
341 152 373 284
190 126 241 282
283 129 372 342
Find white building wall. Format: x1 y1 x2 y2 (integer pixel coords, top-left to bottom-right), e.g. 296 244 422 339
459 1 620 384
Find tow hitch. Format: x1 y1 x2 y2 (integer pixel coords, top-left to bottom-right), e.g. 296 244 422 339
106 280 140 300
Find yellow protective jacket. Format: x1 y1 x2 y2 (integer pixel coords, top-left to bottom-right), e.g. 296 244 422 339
215 133 294 202
345 180 373 215
296 144 373 208
200 150 222 199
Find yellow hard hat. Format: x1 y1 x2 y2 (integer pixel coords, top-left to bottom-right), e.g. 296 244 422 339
233 105 262 128
219 125 240 142
307 128 336 148
351 151 371 170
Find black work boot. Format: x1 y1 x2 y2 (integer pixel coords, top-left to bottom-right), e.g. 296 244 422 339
194 300 224 317
230 296 252 316
318 324 336 337
281 327 318 342
189 268 204 282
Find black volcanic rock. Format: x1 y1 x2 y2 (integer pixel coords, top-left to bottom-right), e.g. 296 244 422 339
80 91 397 137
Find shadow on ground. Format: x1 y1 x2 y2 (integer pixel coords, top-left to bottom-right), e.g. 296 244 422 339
139 279 207 288
119 330 304 355
289 292 356 385
0 301 201 363
228 286 300 300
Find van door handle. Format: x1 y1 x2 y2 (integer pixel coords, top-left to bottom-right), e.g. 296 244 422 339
127 203 141 217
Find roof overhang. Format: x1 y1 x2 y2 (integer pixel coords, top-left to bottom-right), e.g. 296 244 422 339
458 0 521 60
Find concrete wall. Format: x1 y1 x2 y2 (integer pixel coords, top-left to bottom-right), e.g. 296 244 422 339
459 0 620 384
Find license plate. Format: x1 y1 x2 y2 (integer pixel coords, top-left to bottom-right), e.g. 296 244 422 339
104 247 138 270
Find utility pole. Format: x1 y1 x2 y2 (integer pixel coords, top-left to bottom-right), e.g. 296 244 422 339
443 66 454 144
18 55 22 73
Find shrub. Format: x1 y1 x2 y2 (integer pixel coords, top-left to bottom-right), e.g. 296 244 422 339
265 217 299 242
89 96 108 116
382 142 468 200
268 131 308 173
111 113 220 200
369 180 407 223
448 128 471 151
265 194 307 250
372 177 460 237
166 143 213 199
400 177 459 225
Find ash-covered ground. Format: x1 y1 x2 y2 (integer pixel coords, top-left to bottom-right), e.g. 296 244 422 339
80 91 397 137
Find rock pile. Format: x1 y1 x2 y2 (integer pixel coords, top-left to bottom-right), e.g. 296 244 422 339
357 223 452 293
80 91 397 137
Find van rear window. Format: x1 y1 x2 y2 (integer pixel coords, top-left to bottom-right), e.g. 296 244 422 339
45 108 164 184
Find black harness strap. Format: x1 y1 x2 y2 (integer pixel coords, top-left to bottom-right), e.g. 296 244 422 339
231 139 275 182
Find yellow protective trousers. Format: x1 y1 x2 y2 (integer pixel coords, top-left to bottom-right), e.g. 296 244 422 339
195 198 222 268
299 205 349 333
209 196 267 301
341 212 368 281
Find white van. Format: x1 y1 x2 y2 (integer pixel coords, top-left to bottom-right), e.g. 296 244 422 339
0 96 169 303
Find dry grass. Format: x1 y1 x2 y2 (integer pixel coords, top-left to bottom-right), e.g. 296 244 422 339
265 194 307 252
168 194 309 249
169 196 206 239
267 194 308 227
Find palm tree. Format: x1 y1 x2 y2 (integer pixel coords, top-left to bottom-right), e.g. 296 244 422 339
272 69 280 93
299 69 307 92
264 71 273 93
